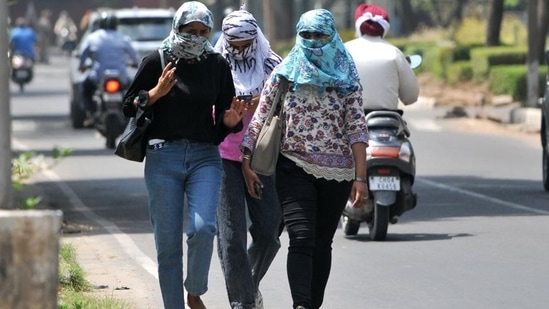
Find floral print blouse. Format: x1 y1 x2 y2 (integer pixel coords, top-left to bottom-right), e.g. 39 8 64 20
241 77 369 181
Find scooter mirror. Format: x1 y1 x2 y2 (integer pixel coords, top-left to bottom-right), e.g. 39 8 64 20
406 55 422 70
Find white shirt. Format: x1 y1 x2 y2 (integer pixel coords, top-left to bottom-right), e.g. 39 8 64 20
345 35 419 110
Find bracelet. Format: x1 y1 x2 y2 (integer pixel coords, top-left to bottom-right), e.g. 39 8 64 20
354 177 367 183
242 155 251 161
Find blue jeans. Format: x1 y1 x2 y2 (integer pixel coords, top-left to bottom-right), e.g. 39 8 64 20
144 140 222 309
276 155 352 309
217 159 282 309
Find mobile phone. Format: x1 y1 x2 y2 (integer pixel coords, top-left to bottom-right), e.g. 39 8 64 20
237 94 253 104
253 182 263 199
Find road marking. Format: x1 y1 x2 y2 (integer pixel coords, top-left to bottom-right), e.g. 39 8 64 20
42 168 159 280
418 178 549 215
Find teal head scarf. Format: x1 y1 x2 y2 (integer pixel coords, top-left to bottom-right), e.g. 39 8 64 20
273 9 361 95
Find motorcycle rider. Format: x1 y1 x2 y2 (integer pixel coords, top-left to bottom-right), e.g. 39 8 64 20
9 17 37 61
78 11 139 126
345 4 419 114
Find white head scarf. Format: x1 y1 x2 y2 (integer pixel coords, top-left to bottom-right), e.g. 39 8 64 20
213 9 272 95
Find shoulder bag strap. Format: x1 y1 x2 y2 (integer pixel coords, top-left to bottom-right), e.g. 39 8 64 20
265 76 289 123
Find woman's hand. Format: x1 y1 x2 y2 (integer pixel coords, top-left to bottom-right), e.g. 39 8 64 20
148 61 178 105
223 97 246 128
350 181 368 209
242 155 263 199
244 95 260 113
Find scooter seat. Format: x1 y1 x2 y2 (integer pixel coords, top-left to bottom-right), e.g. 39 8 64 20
366 117 401 129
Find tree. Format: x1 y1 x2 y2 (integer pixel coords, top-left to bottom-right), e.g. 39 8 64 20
486 0 504 46
526 0 540 107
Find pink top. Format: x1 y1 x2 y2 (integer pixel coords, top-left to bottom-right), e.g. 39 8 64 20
219 111 254 162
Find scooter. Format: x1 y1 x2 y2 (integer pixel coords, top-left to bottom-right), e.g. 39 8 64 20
10 52 33 93
340 55 422 241
92 70 128 149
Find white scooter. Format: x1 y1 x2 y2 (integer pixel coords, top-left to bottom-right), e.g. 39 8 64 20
341 55 422 241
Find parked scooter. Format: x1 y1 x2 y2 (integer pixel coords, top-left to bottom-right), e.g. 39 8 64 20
92 70 128 149
10 52 33 93
340 55 422 241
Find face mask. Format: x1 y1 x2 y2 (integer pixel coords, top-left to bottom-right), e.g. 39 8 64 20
301 37 329 49
170 32 209 59
225 40 256 61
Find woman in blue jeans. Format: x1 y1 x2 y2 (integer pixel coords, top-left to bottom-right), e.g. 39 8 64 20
122 2 244 308
213 8 283 309
241 9 369 309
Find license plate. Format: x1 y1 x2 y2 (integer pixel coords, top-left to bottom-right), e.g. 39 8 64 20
368 176 400 191
102 93 123 102
15 70 29 79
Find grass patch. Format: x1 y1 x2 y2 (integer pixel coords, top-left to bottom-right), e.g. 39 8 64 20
57 243 132 309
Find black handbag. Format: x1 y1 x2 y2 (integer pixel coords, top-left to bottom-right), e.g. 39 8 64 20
114 107 152 162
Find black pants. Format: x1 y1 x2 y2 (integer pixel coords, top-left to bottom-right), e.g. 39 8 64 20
276 155 352 309
81 77 97 114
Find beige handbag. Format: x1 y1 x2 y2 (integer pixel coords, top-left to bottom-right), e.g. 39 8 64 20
250 77 289 175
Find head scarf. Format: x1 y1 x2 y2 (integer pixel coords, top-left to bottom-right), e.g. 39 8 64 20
273 9 361 95
213 9 272 95
354 4 390 38
161 1 214 61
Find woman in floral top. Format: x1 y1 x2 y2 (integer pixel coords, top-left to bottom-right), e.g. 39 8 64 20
241 8 369 309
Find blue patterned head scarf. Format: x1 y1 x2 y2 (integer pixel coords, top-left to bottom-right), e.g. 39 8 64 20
161 1 214 61
273 9 361 95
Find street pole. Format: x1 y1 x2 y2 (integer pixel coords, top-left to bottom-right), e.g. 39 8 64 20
527 0 540 107
0 0 14 209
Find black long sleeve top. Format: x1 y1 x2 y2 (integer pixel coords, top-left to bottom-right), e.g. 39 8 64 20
122 50 240 145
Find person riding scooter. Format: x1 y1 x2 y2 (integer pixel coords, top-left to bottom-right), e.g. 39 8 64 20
344 3 419 113
78 11 139 126
9 17 37 61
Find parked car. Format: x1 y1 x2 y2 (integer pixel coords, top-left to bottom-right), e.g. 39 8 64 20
541 49 549 191
69 7 174 128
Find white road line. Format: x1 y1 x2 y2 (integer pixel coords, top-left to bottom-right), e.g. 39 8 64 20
418 178 549 215
42 168 159 279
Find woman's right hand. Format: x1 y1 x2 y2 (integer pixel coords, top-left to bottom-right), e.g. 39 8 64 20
149 61 178 105
242 159 263 199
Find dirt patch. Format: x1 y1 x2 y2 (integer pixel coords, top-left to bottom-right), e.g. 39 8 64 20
417 72 492 107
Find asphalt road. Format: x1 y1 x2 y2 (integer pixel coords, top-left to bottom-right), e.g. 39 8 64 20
10 54 549 309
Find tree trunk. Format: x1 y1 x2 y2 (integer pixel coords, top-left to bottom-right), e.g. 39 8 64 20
0 0 13 209
486 0 504 46
0 210 62 309
398 0 418 36
527 0 540 107
538 0 549 64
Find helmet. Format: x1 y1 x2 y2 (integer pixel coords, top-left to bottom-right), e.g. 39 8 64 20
98 11 117 30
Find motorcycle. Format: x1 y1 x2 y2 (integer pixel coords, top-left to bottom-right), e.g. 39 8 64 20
92 70 128 149
10 52 33 93
340 55 422 241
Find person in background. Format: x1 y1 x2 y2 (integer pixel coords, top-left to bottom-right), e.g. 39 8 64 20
54 10 78 54
344 3 419 113
213 8 282 309
9 17 37 61
241 9 369 309
121 2 245 308
36 9 53 63
78 11 139 126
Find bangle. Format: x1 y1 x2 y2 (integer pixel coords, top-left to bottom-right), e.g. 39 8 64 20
242 155 251 161
354 177 367 183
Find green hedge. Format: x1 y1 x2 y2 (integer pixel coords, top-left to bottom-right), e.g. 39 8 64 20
489 65 546 104
447 61 474 85
470 46 527 81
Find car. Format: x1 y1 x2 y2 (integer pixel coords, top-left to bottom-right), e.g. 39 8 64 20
69 7 174 128
541 49 549 191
